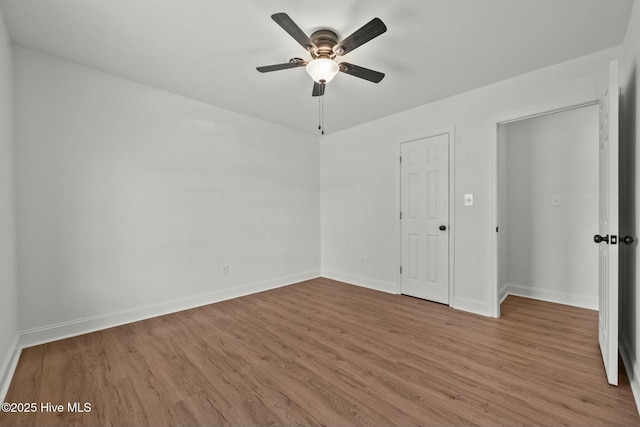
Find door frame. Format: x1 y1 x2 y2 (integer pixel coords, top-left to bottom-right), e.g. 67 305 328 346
396 127 456 305
492 96 600 318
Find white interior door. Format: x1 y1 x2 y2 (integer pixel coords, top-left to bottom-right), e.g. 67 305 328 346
400 134 450 304
596 60 619 386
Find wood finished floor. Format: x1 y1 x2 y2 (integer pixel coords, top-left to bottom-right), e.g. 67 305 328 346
1 277 638 426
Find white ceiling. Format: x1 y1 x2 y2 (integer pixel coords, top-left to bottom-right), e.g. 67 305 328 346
0 0 634 135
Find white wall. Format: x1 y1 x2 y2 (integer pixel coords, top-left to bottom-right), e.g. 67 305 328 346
620 0 640 410
321 47 616 317
14 47 320 344
0 7 17 399
500 106 599 309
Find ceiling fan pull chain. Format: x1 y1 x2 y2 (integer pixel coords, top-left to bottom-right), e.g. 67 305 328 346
321 95 325 135
318 95 322 130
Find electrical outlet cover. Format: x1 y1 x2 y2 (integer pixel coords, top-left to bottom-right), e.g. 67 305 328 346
464 194 474 206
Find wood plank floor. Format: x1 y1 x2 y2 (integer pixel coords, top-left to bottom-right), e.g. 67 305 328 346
1 277 638 426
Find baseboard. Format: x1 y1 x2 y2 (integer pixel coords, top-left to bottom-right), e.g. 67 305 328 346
452 296 494 317
322 271 498 318
500 284 509 304
620 334 640 415
321 271 397 294
506 283 597 310
499 291 509 304
18 270 320 349
0 333 20 402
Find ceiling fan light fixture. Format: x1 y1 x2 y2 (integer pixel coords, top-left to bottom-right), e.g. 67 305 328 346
305 58 339 84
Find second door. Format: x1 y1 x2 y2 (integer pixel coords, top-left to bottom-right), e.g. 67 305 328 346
400 134 450 304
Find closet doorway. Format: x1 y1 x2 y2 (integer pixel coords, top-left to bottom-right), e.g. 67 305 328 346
497 104 600 311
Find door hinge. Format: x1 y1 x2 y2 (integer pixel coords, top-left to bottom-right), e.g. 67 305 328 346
400 266 403 274
400 211 402 219
496 227 499 232
400 156 402 164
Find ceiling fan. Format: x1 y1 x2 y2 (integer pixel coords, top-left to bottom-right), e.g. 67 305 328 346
257 13 387 97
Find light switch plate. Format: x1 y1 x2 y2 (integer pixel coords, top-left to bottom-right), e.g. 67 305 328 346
464 194 474 206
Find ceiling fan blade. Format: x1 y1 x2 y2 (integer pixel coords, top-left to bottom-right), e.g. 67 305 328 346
339 62 385 83
256 61 306 73
334 18 387 56
312 82 326 97
271 13 316 52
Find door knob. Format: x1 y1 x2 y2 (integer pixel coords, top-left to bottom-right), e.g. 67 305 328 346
594 234 609 244
439 225 447 231
622 235 635 245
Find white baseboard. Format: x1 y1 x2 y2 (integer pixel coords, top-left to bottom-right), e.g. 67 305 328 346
3 271 320 401
500 284 509 304
506 283 597 310
620 334 640 415
500 292 509 304
452 296 494 317
321 271 497 318
0 333 20 402
321 271 397 294
18 270 320 349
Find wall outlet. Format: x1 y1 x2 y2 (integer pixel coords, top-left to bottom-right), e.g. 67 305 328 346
221 264 229 276
464 194 474 206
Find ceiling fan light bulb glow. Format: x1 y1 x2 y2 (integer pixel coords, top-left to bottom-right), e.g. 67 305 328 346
306 58 339 84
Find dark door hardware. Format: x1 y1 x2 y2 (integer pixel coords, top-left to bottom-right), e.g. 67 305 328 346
622 235 635 245
594 234 636 245
439 225 447 231
594 234 609 244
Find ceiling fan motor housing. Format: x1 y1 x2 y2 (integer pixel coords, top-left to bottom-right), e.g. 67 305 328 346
310 29 339 59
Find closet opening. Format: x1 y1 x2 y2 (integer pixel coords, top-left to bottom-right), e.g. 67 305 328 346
497 103 600 312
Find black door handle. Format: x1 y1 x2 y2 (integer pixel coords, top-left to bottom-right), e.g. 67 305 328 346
622 235 635 245
439 225 447 231
594 234 609 244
